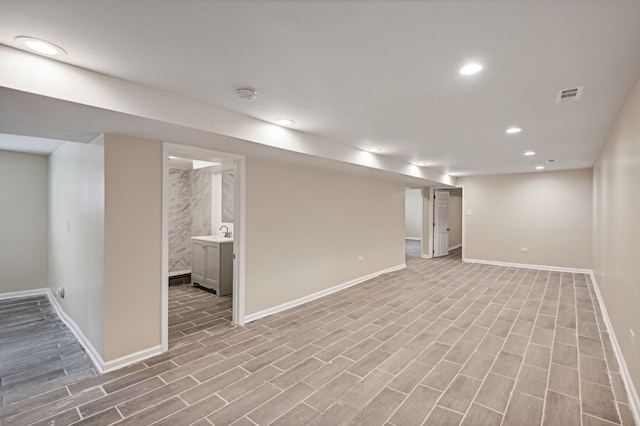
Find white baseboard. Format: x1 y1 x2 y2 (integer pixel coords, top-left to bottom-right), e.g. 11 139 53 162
244 263 406 323
421 254 433 259
448 243 462 251
463 258 592 274
102 345 163 373
589 273 640 425
47 291 163 374
46 290 106 373
405 237 421 241
0 288 49 300
168 270 190 277
1 288 163 375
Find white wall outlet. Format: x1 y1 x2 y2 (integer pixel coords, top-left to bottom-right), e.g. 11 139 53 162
630 329 636 346
466 209 472 216
358 256 364 263
520 248 529 253
57 287 65 299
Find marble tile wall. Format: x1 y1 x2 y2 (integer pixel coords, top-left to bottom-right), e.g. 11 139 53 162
190 169 213 239
221 171 235 223
168 168 212 273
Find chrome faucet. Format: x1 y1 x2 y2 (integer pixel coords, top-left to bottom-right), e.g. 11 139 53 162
219 225 231 238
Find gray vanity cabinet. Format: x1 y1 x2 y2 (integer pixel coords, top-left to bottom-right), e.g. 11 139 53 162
191 240 233 296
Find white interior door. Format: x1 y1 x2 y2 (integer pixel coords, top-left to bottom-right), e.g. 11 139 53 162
433 190 450 257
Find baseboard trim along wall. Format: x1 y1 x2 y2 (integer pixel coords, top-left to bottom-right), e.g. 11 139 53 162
45 290 106 373
102 346 163 374
463 258 592 274
0 288 162 374
168 269 190 277
244 263 406 324
448 243 462 251
589 273 640 425
0 288 49 300
405 237 421 241
46 291 163 374
421 254 433 259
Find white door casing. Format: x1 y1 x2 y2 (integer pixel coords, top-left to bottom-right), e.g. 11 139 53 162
434 190 449 257
162 142 246 353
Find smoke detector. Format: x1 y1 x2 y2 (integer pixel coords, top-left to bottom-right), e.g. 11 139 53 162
556 86 584 103
236 87 258 101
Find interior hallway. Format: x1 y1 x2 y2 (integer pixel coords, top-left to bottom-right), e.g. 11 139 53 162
0 250 634 425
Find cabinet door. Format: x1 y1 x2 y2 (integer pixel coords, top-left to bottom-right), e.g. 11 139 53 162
192 242 206 283
204 243 220 288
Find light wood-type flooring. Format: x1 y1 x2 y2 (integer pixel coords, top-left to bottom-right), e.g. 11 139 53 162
0 246 635 425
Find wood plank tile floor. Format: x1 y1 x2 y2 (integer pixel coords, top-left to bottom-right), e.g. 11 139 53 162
0 249 636 425
0 295 96 420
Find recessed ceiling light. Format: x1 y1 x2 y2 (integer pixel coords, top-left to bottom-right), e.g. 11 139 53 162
364 147 382 153
15 36 66 56
459 63 483 75
524 151 536 156
274 119 295 126
536 165 545 170
506 127 523 134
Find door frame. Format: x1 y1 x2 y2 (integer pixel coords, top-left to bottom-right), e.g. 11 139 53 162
427 185 466 260
161 143 246 353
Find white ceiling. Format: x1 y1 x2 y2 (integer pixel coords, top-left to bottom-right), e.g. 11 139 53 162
1 0 639 177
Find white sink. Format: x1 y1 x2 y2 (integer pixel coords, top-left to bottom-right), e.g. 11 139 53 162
191 235 233 243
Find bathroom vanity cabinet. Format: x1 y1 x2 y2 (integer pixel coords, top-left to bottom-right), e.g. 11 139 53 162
191 236 233 296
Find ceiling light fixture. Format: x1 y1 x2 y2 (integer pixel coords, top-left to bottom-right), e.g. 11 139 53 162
236 87 258 101
536 165 545 170
15 36 66 56
524 151 536 156
274 119 295 126
506 127 523 134
459 63 483 75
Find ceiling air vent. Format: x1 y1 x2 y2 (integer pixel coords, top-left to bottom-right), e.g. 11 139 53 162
556 86 584 103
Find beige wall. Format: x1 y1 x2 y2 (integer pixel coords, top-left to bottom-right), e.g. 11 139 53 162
448 188 463 248
244 157 405 315
405 188 422 239
458 169 592 269
104 134 162 361
593 76 640 396
0 151 48 293
49 139 105 356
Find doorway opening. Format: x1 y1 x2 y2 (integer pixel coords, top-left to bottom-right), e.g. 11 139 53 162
404 187 423 261
428 186 464 260
161 143 245 352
